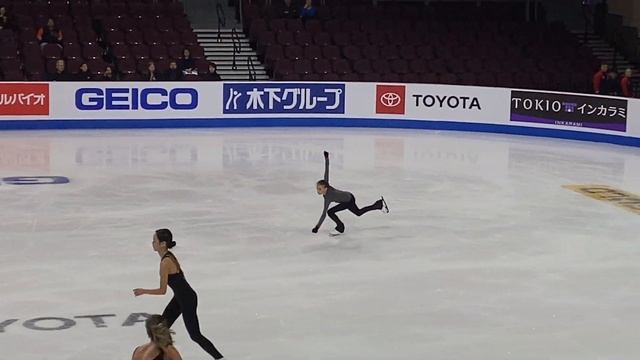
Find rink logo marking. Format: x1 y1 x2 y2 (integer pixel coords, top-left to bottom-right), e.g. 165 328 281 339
0 176 69 185
563 185 640 214
0 313 151 333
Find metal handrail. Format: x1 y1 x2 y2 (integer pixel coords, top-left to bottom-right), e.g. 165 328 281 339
247 56 257 81
216 2 226 43
231 27 241 70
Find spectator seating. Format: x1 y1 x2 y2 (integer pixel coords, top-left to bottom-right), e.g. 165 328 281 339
0 0 209 81
242 0 598 93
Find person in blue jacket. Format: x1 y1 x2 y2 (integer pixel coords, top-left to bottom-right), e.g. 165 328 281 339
300 0 317 22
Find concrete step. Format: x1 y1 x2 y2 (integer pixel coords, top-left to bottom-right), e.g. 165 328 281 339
216 65 266 71
198 38 250 43
218 71 266 77
205 55 259 61
218 71 268 78
211 59 264 64
199 42 250 47
205 51 259 57
197 33 249 38
194 28 240 32
218 71 269 79
209 59 263 66
201 44 253 49
196 34 245 39
204 46 252 56
224 77 271 81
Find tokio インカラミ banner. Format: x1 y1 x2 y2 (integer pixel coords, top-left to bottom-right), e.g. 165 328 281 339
510 90 628 132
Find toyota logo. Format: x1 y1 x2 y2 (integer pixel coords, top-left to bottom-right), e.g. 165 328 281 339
380 92 401 107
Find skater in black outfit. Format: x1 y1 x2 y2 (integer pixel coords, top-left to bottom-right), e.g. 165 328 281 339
134 229 224 360
312 151 388 235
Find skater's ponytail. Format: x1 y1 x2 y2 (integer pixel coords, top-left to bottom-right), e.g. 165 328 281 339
146 315 174 348
156 228 176 249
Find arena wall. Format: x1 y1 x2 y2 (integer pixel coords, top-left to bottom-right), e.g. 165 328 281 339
0 81 638 147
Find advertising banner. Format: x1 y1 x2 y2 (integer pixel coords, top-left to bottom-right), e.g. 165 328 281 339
0 83 49 116
371 83 510 124
45 82 222 119
0 81 639 147
223 83 345 114
510 90 628 132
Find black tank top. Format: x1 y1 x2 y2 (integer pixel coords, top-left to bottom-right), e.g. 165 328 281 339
154 348 164 360
162 252 196 298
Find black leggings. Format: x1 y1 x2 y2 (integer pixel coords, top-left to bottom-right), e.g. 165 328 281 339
328 195 382 232
162 295 224 359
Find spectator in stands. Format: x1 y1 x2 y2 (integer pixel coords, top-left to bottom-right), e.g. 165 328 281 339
282 0 298 18
179 48 195 74
300 0 317 22
131 315 183 360
164 61 182 81
593 63 608 94
76 62 92 81
621 68 633 97
202 62 222 81
601 69 621 96
48 59 72 81
101 65 115 81
146 61 159 81
0 6 9 30
37 18 63 49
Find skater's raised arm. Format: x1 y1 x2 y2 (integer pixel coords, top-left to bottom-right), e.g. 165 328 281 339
323 151 329 182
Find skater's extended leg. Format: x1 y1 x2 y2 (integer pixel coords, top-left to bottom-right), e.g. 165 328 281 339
347 196 383 216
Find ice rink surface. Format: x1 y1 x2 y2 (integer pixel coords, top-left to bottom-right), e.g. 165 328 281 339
1 127 640 360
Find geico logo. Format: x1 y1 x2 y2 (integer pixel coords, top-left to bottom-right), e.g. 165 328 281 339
412 95 481 110
0 176 69 185
512 97 562 112
75 88 198 110
380 92 402 107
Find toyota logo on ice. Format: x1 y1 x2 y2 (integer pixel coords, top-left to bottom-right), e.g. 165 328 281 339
380 92 402 107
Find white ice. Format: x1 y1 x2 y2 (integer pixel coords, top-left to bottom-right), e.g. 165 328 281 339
1 128 640 360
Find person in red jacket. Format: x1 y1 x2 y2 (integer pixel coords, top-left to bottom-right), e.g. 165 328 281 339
36 18 63 49
621 68 633 97
593 63 608 94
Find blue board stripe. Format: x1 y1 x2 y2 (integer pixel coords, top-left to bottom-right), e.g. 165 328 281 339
0 117 638 147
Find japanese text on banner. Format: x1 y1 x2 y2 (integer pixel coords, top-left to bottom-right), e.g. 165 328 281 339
223 83 345 114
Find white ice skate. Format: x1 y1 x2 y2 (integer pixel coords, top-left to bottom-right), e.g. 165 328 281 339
381 196 389 213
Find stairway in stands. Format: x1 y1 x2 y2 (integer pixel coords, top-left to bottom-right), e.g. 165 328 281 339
195 29 269 81
572 30 637 73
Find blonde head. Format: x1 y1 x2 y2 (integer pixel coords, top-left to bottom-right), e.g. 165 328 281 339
145 315 174 349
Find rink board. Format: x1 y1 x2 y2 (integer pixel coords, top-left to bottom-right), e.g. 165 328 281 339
0 81 638 147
